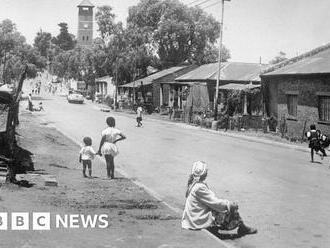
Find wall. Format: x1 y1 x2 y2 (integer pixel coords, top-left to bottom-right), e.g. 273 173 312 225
266 75 330 137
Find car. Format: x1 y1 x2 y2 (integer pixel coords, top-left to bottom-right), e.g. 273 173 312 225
67 91 84 104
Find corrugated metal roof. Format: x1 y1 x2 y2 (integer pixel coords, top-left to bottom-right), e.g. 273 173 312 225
121 66 187 88
78 0 94 7
219 83 261 91
175 62 265 82
263 47 330 76
95 75 112 82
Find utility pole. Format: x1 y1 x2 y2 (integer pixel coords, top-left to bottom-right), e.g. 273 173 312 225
114 59 118 111
214 0 230 121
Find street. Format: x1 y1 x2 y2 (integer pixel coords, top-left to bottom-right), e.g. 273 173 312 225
35 95 330 248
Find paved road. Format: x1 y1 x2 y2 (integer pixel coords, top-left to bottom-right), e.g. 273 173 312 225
30 95 330 248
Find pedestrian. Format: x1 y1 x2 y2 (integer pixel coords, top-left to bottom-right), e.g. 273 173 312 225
306 124 326 162
182 161 257 237
98 117 126 179
35 102 44 111
79 136 96 178
136 105 143 127
28 93 33 111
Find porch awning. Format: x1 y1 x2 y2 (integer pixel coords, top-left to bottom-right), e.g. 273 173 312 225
219 83 261 91
160 81 196 86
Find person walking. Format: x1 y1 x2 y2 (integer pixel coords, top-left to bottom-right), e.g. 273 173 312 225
28 93 33 111
306 124 326 162
136 105 143 127
182 161 257 237
98 117 126 179
79 137 96 178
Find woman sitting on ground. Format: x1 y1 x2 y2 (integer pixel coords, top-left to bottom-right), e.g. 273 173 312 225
182 161 257 237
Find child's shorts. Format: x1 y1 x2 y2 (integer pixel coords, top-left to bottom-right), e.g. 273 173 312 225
136 117 142 122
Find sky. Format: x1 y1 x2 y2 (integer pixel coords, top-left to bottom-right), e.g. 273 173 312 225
1 0 330 63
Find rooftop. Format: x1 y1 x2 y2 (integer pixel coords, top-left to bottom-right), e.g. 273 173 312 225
262 43 330 76
121 66 187 88
175 62 266 82
77 0 94 7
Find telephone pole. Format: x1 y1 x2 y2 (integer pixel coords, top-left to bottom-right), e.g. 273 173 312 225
214 0 230 120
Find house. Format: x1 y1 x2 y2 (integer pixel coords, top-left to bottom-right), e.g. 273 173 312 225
120 65 197 108
95 75 116 98
175 62 266 115
261 43 330 137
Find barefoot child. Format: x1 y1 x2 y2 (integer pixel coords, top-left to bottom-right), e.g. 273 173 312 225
136 105 143 127
79 137 96 177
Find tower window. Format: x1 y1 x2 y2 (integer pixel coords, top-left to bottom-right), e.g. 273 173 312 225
86 36 89 41
82 7 89 11
82 36 85 41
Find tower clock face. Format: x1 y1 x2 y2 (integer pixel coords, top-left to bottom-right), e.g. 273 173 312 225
84 24 88 29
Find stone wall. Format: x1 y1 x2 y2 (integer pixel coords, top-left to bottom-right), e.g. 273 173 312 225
270 75 330 137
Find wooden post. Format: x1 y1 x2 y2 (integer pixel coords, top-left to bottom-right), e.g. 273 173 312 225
159 84 163 107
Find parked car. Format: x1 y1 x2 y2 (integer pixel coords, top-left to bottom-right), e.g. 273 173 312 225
67 91 84 104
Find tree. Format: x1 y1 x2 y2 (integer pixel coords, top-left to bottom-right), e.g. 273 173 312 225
52 22 76 51
0 19 45 84
33 30 52 57
127 0 229 67
269 51 287 64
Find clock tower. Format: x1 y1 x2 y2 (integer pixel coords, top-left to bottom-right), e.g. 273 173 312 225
77 0 94 47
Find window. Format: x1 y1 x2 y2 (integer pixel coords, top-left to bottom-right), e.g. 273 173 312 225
84 24 88 29
82 36 85 41
318 95 330 122
86 36 89 41
286 94 298 117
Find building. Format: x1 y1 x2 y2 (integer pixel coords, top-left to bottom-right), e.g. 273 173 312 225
261 43 330 137
95 75 116 98
77 0 94 47
175 62 266 114
120 65 197 108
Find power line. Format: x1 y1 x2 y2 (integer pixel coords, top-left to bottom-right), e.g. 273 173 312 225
196 0 214 6
201 1 220 9
187 0 207 6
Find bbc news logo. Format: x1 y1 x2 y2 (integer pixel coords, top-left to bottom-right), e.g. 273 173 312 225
0 212 109 230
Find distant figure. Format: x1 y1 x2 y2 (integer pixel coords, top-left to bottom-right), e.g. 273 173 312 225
169 106 174 120
98 117 126 179
136 105 143 127
79 137 96 178
306 124 326 162
28 93 33 111
182 161 257 237
34 102 44 111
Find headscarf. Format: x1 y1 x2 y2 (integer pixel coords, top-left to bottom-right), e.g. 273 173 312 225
191 161 207 181
185 161 208 198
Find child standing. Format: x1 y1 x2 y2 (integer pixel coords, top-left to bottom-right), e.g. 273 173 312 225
79 137 96 178
136 105 143 127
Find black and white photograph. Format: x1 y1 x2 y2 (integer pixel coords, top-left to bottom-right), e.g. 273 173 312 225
0 0 330 247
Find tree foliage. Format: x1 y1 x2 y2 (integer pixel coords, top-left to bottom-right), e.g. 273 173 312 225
0 19 46 84
127 0 230 67
33 30 52 57
51 22 76 51
269 51 287 64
